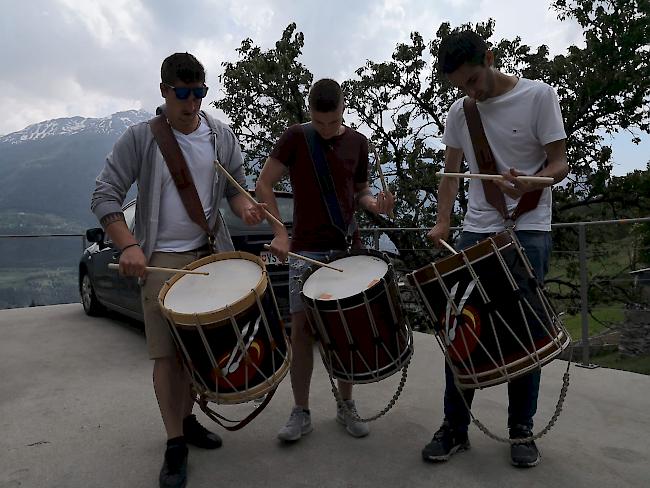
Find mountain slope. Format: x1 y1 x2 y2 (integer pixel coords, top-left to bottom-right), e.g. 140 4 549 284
0 110 151 232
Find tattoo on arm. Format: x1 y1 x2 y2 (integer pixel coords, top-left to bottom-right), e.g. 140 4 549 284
100 212 126 229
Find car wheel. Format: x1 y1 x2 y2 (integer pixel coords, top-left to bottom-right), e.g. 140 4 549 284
81 272 104 316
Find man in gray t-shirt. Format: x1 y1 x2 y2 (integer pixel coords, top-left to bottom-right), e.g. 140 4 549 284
91 53 264 488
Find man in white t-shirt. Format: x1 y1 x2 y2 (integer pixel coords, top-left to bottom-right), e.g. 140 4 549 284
92 53 265 488
424 31 569 468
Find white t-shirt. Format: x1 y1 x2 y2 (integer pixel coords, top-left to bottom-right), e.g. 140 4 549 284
442 78 566 232
155 114 217 251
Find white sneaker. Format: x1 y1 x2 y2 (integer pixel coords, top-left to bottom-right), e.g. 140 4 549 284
277 406 313 442
336 400 370 438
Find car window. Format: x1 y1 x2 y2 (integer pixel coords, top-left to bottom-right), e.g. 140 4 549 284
220 195 293 230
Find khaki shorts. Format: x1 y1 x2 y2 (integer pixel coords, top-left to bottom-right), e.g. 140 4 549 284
142 248 210 359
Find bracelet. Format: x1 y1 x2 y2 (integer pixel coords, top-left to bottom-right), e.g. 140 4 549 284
121 243 140 252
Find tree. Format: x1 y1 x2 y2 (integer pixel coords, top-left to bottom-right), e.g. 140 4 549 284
343 22 502 268
214 2 649 317
214 23 312 180
344 0 649 265
342 0 650 320
539 0 649 216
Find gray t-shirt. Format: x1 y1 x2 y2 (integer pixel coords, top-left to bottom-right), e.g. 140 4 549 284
91 111 245 258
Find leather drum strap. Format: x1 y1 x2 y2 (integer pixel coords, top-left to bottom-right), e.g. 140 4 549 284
462 98 544 224
149 115 214 241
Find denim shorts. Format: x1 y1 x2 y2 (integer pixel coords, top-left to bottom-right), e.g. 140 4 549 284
288 250 339 314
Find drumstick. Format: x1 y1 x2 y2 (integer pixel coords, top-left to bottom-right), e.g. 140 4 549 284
108 263 209 276
214 161 285 228
263 244 344 272
437 172 554 184
439 239 458 255
369 143 395 219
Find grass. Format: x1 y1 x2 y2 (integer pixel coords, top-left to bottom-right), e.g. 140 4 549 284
561 307 650 375
546 231 649 377
560 306 624 340
0 267 78 308
590 351 650 375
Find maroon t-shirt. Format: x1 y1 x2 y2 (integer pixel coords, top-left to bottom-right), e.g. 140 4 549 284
270 124 369 252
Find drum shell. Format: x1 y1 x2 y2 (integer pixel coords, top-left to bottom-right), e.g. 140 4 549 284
301 249 413 383
408 231 570 389
158 252 290 404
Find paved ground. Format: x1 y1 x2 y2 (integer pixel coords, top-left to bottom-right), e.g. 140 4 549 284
1 304 649 488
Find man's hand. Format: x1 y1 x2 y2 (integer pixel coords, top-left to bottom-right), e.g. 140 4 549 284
119 245 147 278
496 168 553 199
359 189 395 216
241 201 267 226
374 190 395 215
426 221 451 248
268 232 290 263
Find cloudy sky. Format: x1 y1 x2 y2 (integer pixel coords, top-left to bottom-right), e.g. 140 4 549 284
1 0 647 174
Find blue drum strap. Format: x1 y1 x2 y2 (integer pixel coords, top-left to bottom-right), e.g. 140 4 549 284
302 122 348 238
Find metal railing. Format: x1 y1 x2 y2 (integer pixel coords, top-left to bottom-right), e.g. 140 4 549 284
0 233 87 309
2 217 650 366
0 233 87 250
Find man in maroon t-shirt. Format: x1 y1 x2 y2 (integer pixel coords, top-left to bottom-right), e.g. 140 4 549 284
256 78 395 442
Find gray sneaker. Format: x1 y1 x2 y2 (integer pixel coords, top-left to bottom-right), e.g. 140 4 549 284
277 406 313 442
336 399 370 438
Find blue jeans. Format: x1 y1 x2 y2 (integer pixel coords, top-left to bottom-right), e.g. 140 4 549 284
443 230 552 432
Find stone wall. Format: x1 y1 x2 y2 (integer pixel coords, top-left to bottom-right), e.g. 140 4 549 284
620 305 650 356
619 270 650 357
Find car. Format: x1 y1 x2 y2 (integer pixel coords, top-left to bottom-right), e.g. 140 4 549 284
79 191 293 323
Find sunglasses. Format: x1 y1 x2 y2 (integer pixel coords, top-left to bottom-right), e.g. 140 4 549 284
163 83 209 100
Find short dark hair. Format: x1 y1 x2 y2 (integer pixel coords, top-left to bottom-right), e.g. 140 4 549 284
437 30 488 75
161 53 205 85
308 78 342 112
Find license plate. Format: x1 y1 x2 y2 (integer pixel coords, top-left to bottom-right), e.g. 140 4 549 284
260 250 283 266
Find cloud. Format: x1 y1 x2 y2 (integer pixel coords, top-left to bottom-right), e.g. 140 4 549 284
57 0 152 46
1 0 645 177
2 0 587 136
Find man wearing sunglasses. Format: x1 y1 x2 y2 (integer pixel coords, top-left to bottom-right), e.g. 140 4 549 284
92 52 265 488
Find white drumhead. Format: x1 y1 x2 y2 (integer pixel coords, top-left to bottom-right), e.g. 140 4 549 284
302 255 388 300
163 259 263 314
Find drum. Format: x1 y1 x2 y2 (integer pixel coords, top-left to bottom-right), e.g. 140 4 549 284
158 251 290 405
300 249 413 384
407 231 570 389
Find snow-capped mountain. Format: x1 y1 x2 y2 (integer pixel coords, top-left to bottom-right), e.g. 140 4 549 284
0 109 152 145
0 110 152 231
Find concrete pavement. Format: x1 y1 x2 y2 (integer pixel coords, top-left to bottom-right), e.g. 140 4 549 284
1 304 649 488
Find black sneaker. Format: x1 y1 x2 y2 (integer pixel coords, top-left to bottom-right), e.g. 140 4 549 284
183 414 222 449
422 421 470 462
509 425 541 467
159 443 188 488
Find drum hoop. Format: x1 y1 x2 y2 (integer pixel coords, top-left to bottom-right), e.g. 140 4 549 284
301 273 395 311
453 330 570 388
158 251 268 327
300 248 393 307
408 231 514 287
194 354 291 404
300 248 390 287
323 335 414 384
